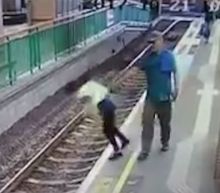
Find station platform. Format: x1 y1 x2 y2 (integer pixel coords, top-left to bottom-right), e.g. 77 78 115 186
3 24 28 35
76 21 220 193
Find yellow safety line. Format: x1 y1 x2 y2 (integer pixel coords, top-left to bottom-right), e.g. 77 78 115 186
112 151 139 193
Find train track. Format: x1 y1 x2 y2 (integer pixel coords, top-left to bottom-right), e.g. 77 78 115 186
0 18 174 191
0 19 191 193
0 19 168 187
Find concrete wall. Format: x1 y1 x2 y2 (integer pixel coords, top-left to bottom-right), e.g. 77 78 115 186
0 28 141 135
32 0 56 21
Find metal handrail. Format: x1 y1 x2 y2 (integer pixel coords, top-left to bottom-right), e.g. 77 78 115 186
0 2 150 88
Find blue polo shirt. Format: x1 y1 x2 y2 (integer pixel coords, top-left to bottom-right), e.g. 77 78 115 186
138 49 176 103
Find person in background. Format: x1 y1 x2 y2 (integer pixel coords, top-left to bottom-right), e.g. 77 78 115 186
142 0 148 10
149 0 160 21
132 31 179 161
203 0 209 13
94 0 105 8
200 18 211 43
97 96 130 160
204 0 214 25
102 0 105 7
199 0 212 43
94 0 98 8
109 0 114 8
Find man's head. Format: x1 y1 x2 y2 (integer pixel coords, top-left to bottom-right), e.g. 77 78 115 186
149 31 164 52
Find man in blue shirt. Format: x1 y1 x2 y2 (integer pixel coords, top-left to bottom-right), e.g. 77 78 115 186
134 31 179 160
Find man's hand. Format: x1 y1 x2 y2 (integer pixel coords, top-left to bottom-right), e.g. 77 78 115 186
171 87 179 101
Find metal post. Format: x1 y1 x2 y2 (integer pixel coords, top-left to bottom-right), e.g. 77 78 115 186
159 0 162 16
0 0 3 35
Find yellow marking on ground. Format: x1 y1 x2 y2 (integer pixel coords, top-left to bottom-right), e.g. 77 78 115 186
112 151 139 193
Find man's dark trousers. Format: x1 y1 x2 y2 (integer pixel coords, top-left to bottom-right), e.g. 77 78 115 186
103 111 127 152
141 99 172 154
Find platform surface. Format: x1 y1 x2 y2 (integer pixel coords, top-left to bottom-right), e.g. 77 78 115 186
76 19 220 193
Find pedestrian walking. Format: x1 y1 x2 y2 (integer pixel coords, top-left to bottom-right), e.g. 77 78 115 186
94 0 98 8
142 0 148 10
102 0 105 7
149 0 159 21
133 32 179 161
204 0 214 25
200 20 210 43
109 0 114 9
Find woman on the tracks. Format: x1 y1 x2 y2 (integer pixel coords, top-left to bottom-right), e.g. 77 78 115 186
78 81 129 161
97 96 130 160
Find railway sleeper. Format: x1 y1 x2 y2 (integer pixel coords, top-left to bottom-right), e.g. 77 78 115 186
37 165 93 174
47 155 99 163
26 177 84 186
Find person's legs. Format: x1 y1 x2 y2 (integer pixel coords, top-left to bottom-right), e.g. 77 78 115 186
101 0 105 7
103 127 123 160
138 100 156 160
94 0 98 8
104 128 119 151
103 115 122 160
143 0 147 10
111 111 129 148
109 0 113 9
204 21 211 43
157 101 172 151
115 127 129 149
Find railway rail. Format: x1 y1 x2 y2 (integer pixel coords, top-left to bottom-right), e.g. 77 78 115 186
0 18 191 193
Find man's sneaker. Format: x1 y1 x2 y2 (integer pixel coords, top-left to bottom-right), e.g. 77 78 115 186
121 140 130 149
109 151 123 161
161 144 169 152
137 152 149 161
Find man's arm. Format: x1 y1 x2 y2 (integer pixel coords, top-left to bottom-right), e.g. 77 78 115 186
160 50 179 100
126 57 147 78
171 53 179 100
137 55 148 71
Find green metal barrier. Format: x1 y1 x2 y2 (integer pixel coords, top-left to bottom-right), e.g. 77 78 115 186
39 27 55 64
120 4 150 22
0 4 150 88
